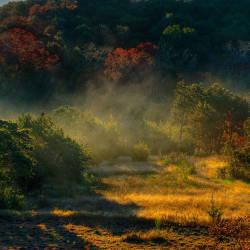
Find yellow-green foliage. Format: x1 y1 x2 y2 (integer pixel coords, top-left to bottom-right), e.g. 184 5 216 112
0 113 94 209
18 113 91 186
132 142 150 162
51 106 128 161
0 185 24 210
163 24 195 36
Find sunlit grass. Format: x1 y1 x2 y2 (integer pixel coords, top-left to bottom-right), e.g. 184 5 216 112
52 208 75 217
98 156 250 225
37 223 48 231
122 229 170 244
0 156 248 228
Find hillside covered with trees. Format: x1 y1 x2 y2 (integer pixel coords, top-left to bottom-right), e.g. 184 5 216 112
0 0 249 249
0 0 249 107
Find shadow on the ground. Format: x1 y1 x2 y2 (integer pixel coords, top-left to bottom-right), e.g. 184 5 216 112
45 190 154 235
0 188 155 248
0 216 97 249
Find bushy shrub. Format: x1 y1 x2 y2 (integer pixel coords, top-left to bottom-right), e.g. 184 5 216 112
141 120 175 155
162 152 196 167
229 143 250 181
174 161 195 182
51 106 128 161
216 166 230 179
162 153 196 183
194 147 209 157
0 114 93 209
132 142 150 161
0 185 24 210
0 119 38 193
209 216 249 242
18 113 91 186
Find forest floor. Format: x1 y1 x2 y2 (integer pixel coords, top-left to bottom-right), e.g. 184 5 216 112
0 156 249 249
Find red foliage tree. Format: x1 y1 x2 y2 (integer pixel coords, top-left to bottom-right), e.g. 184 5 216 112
0 27 59 70
29 0 78 16
223 121 247 148
104 42 157 81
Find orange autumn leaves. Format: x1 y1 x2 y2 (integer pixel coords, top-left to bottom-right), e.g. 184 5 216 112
223 121 247 148
0 0 79 71
104 43 157 81
0 27 58 70
29 0 78 16
0 0 156 77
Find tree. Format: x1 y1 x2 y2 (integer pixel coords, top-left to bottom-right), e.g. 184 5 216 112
28 0 78 17
190 84 249 153
104 42 157 81
171 81 205 142
0 27 59 70
171 82 249 153
207 84 249 147
228 119 250 180
18 113 90 185
158 24 199 72
190 102 224 153
0 119 37 193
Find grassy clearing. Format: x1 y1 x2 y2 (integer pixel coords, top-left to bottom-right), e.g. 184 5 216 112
98 156 250 225
0 156 249 249
0 211 247 249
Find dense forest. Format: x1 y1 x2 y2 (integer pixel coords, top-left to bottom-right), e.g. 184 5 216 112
0 1 249 249
0 0 249 108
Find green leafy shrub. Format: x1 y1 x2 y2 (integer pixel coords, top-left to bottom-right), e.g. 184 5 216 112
142 120 178 155
162 153 196 183
18 113 91 186
0 119 38 193
194 147 209 157
132 142 150 161
0 114 93 209
216 166 230 179
162 152 196 167
0 185 24 210
51 106 128 162
175 161 196 182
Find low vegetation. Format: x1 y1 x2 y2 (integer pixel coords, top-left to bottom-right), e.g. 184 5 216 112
0 1 249 248
0 114 93 209
0 82 249 248
132 142 150 162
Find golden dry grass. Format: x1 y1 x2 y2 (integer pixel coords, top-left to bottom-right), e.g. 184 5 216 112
0 156 249 249
52 208 75 217
122 229 172 244
97 156 250 225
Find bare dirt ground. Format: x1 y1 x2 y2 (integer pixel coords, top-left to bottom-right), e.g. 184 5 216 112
0 156 249 249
